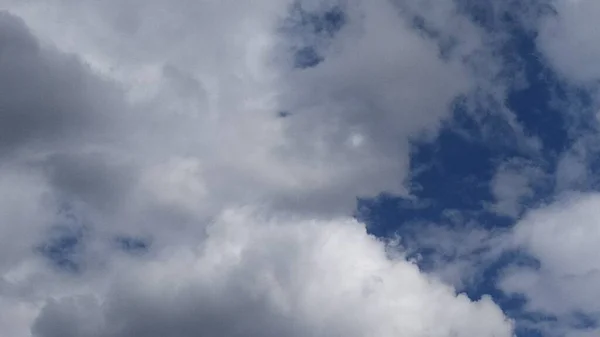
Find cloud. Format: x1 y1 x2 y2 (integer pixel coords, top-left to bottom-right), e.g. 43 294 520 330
31 208 513 337
0 1 517 336
3 0 493 215
500 193 600 336
0 11 123 158
490 159 545 218
489 5 600 332
537 0 600 84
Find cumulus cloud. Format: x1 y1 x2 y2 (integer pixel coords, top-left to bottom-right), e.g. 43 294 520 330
500 193 600 336
31 209 513 337
3 0 494 214
536 0 600 84
0 0 517 336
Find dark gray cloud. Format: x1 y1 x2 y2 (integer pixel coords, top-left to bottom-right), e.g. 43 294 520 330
0 11 121 157
41 153 135 212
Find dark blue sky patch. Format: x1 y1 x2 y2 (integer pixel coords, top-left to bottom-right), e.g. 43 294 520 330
402 101 526 225
356 193 513 239
277 110 292 118
457 0 582 159
114 236 150 255
455 0 554 34
358 0 586 254
35 203 90 273
504 30 569 156
37 225 85 273
280 2 346 69
452 0 574 159
356 194 423 238
354 1 600 336
514 327 544 337
410 128 495 208
405 13 461 61
284 3 346 38
293 46 323 69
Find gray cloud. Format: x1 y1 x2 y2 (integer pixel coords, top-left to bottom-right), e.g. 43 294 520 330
4 0 497 215
32 210 513 337
0 2 517 337
41 153 135 213
0 11 122 158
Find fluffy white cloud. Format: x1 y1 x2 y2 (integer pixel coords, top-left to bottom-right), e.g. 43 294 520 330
537 0 600 84
30 209 513 337
500 193 600 336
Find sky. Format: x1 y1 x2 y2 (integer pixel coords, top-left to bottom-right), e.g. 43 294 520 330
0 0 599 336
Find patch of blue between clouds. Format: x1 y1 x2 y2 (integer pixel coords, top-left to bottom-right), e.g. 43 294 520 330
114 236 150 254
353 1 598 336
36 205 86 273
37 229 84 273
38 204 150 272
281 2 346 69
277 110 292 118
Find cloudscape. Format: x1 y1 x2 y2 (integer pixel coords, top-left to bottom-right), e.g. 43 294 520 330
0 1 598 336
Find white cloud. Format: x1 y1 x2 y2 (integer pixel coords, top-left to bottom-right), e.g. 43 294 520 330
500 193 600 336
537 0 600 84
30 208 513 337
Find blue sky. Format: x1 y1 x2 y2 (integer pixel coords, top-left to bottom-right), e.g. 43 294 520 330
356 2 599 336
1 1 600 336
286 1 600 336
